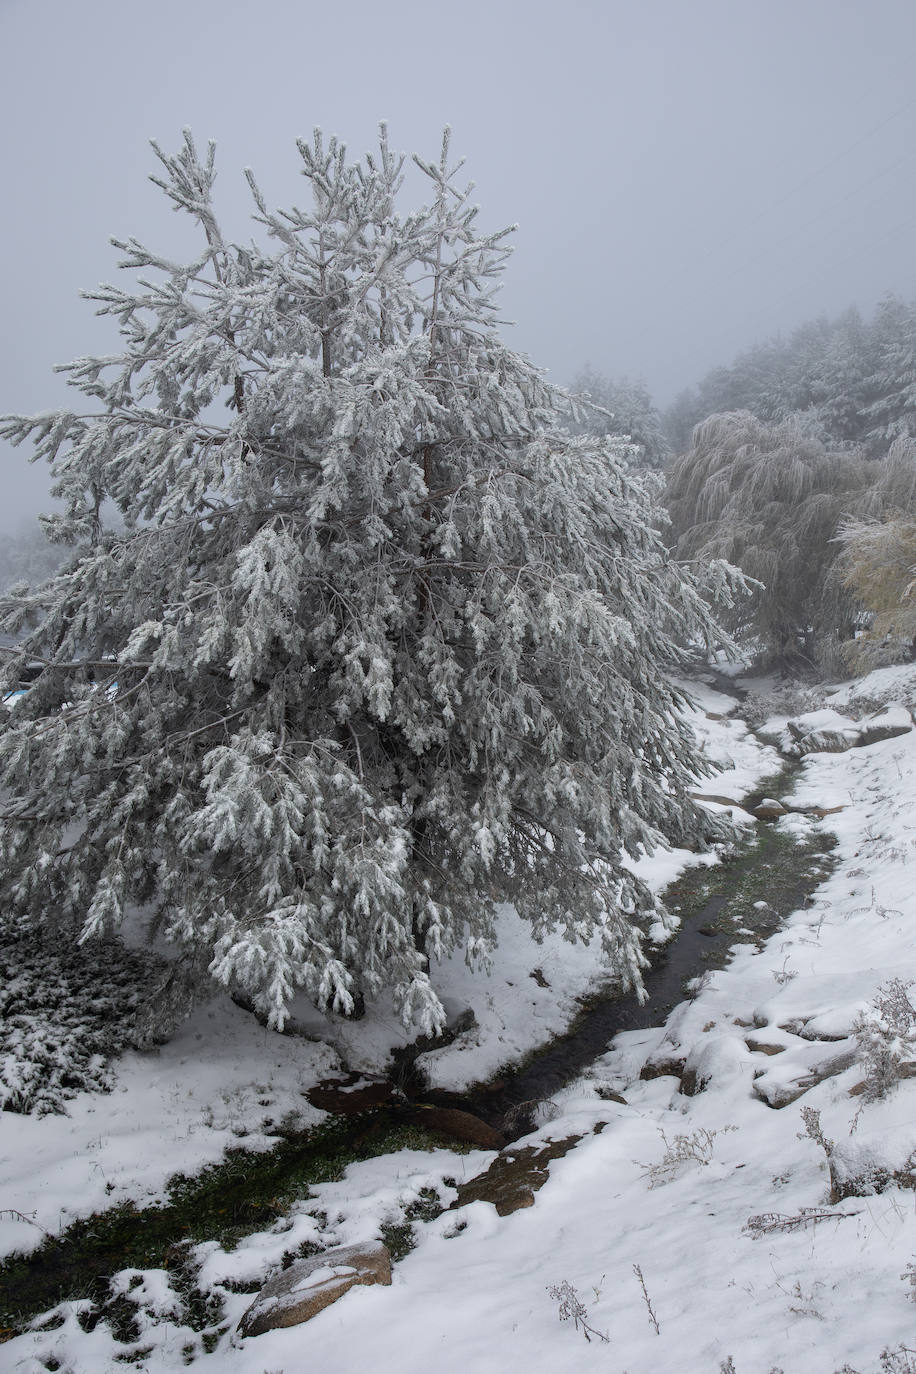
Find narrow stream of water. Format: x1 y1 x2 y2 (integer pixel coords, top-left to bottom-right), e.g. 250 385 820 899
2 675 841 1331
389 681 835 1137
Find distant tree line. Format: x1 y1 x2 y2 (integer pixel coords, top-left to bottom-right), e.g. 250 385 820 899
664 293 916 456
577 293 916 674
568 367 671 472
0 522 71 596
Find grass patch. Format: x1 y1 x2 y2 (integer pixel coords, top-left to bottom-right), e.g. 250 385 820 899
379 1185 446 1260
665 818 837 975
0 1109 467 1337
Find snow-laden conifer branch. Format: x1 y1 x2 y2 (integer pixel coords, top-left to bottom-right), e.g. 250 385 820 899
0 127 738 1035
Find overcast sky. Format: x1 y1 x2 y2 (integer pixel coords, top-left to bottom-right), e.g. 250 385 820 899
2 0 916 529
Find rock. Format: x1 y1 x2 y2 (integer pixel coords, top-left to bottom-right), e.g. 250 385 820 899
784 704 912 756
855 706 913 748
451 1133 586 1217
752 798 787 819
238 1242 392 1336
306 1074 396 1114
752 1039 857 1108
797 729 859 755
745 1036 786 1056
680 1036 752 1096
639 1052 686 1082
449 1006 478 1035
784 708 860 756
595 1087 628 1105
409 1104 505 1150
690 791 753 814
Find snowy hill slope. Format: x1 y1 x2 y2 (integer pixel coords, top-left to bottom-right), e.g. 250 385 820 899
5 669 916 1372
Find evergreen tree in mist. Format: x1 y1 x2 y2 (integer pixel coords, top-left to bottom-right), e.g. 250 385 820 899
0 128 738 1035
569 367 671 471
664 298 916 458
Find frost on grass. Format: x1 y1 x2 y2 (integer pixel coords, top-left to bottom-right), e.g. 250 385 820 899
636 1125 735 1188
0 915 163 1114
545 1279 609 1344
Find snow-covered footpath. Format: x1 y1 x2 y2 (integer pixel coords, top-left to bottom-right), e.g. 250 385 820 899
4 668 916 1372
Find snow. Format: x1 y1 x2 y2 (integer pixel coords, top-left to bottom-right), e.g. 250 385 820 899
0 999 339 1259
289 1265 356 1291
5 672 916 1372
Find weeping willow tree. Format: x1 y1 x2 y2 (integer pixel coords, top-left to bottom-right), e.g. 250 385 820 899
838 438 916 668
666 411 870 667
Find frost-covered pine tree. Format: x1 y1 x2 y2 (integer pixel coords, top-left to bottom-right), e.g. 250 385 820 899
0 127 737 1036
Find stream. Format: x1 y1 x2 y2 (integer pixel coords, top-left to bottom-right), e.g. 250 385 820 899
0 673 840 1332
321 673 836 1140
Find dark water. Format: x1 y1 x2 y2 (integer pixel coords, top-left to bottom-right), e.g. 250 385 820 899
393 683 831 1139
420 890 736 1126
402 893 740 1136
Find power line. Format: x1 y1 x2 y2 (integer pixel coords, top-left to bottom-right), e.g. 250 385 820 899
669 147 915 327
707 91 916 257
662 208 916 387
650 90 916 312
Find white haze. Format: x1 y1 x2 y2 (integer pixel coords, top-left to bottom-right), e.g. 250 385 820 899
2 0 916 527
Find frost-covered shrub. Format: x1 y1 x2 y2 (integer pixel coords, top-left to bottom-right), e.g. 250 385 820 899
0 917 162 1114
636 1125 734 1188
853 979 916 1104
546 1279 609 1344
741 683 827 730
879 1346 916 1374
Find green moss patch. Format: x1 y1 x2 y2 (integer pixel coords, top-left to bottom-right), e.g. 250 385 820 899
666 817 837 977
0 1109 466 1337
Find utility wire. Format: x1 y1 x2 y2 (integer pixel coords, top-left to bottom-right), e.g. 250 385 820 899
662 208 916 388
706 91 916 256
648 90 916 317
670 147 915 325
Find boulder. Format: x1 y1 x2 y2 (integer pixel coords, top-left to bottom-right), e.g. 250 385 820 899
752 798 787 820
745 1035 787 1056
795 728 859 756
752 1038 857 1108
639 1052 686 1082
855 706 913 748
680 1036 752 1097
690 791 747 810
784 704 913 756
306 1073 395 1114
238 1242 391 1336
409 1103 505 1150
784 709 859 757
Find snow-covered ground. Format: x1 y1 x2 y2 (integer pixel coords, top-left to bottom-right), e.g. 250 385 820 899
5 669 916 1372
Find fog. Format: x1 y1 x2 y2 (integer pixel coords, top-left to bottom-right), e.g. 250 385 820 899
2 0 916 528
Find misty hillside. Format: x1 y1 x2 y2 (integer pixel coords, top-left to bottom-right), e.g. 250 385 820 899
664 295 916 456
